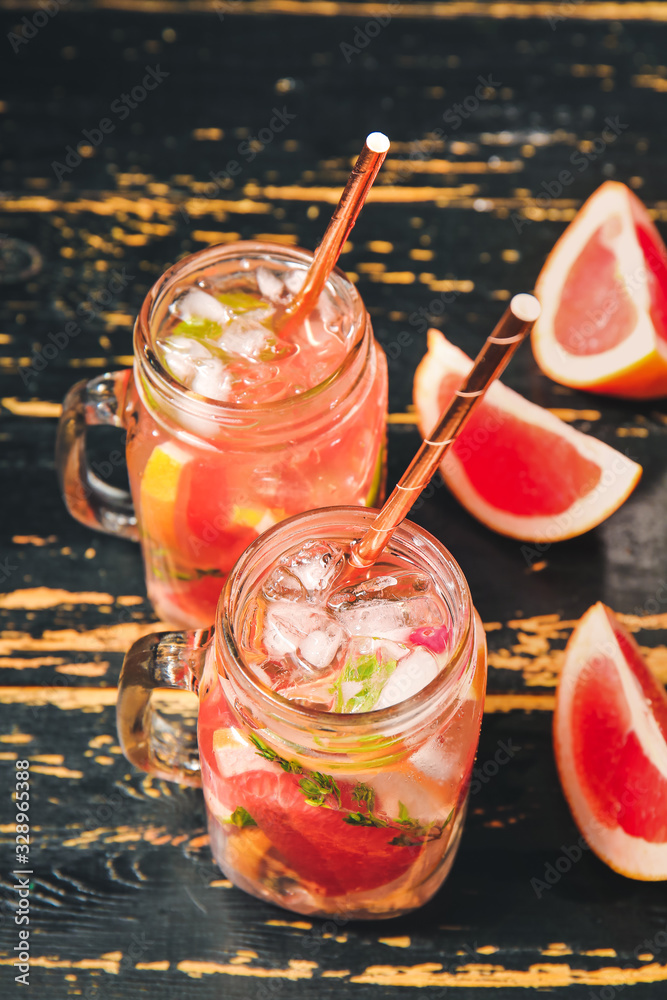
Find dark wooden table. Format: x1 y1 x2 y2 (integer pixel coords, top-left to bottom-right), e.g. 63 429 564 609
2 1 667 996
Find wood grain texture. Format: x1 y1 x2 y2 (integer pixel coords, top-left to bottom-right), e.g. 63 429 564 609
1 2 667 997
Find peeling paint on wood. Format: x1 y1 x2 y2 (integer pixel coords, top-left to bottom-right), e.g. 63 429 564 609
176 958 319 980
349 960 667 988
0 588 115 610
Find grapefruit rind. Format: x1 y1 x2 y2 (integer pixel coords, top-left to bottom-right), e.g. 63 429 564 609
413 330 642 542
533 181 667 399
553 603 667 881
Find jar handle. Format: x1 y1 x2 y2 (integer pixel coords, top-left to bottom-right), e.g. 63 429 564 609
55 370 139 541
117 628 213 787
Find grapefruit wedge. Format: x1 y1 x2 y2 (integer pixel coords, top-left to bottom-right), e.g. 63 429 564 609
533 181 667 398
413 330 641 542
208 728 428 896
554 603 667 880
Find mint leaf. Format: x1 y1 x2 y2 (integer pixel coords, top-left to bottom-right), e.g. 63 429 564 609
249 734 302 774
330 650 398 713
351 654 377 682
343 811 384 828
398 801 410 824
256 333 298 363
389 833 421 846
352 782 376 813
216 290 263 313
226 806 257 828
169 320 236 369
249 735 341 809
299 771 341 808
248 733 274 758
249 733 284 765
312 772 342 807
299 777 327 806
174 317 222 342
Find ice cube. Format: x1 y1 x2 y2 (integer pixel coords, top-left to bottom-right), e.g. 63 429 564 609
256 266 286 303
374 646 440 710
284 268 306 295
281 540 346 596
164 353 195 383
263 600 338 661
190 357 233 400
316 293 340 332
250 658 294 694
329 571 438 640
263 566 307 602
172 288 231 326
328 571 431 610
333 598 406 640
298 622 344 670
161 334 213 357
232 378 286 406
403 596 444 628
231 362 280 391
276 670 338 711
220 310 274 358
157 335 213 383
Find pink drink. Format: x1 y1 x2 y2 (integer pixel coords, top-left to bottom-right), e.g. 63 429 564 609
152 271 350 405
197 510 487 918
123 243 387 627
239 543 456 712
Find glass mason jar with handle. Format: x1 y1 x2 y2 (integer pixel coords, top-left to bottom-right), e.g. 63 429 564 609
117 507 487 920
56 241 388 628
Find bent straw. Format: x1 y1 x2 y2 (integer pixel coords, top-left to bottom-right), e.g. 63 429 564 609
275 132 390 336
350 293 542 568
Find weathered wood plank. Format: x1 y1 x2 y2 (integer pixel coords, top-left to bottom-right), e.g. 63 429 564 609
1 703 666 1000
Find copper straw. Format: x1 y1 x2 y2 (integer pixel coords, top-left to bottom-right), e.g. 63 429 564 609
276 132 390 335
350 293 542 568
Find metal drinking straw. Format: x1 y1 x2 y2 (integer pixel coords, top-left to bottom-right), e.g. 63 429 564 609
350 293 542 568
276 132 390 336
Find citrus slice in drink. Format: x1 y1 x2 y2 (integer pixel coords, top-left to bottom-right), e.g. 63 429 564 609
532 181 667 398
413 329 641 541
553 602 667 880
139 441 190 550
209 729 431 896
175 456 283 569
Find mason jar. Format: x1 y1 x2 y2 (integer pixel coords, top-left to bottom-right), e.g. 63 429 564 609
117 507 488 919
56 242 388 627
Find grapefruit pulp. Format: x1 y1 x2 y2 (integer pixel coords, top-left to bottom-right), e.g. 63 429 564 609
553 602 667 880
533 181 667 398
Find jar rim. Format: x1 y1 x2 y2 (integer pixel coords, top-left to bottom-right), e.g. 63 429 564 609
133 240 369 418
215 506 476 741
